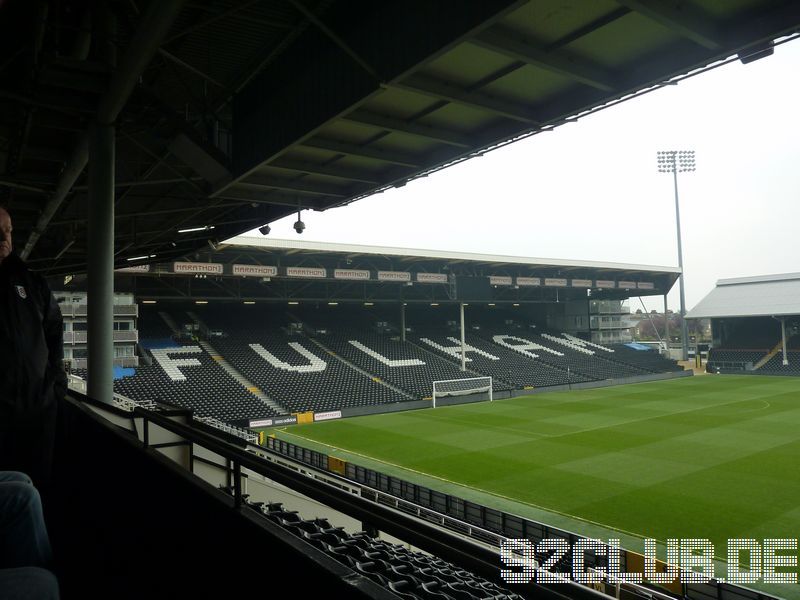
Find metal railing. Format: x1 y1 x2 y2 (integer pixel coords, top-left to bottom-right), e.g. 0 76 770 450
64 331 138 343
265 436 782 600
59 303 139 317
127 405 601 600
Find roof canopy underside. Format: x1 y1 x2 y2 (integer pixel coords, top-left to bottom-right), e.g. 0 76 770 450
2 0 799 275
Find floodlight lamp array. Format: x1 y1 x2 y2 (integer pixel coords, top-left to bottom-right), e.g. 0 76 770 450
657 150 696 173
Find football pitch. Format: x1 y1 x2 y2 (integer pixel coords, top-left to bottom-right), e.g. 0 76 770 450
276 375 800 561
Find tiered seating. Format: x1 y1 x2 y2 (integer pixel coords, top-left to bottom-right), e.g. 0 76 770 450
605 344 684 373
237 495 524 600
137 306 175 339
754 352 800 375
479 329 649 382
320 329 493 399
213 333 407 413
707 349 766 367
195 305 410 413
413 332 567 389
113 343 278 423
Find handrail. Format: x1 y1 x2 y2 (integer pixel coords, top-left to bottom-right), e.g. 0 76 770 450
131 404 602 600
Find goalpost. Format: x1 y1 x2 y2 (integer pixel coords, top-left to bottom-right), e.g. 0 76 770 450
431 376 492 408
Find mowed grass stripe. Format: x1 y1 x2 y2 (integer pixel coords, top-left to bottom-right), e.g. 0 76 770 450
278 375 800 549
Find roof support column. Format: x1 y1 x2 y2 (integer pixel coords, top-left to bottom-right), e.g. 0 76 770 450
781 317 789 366
664 294 670 357
400 303 406 343
460 303 466 372
87 122 115 404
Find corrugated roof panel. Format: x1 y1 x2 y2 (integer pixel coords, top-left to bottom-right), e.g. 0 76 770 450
687 275 800 318
481 63 575 106
422 45 518 89
565 12 678 69
223 236 681 274
361 88 441 120
501 0 622 46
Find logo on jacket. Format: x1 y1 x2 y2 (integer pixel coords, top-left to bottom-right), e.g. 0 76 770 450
15 285 27 299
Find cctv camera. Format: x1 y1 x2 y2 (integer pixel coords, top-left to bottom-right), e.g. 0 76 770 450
293 219 305 234
258 225 271 235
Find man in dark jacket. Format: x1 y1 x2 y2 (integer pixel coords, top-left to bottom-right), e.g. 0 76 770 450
0 207 67 491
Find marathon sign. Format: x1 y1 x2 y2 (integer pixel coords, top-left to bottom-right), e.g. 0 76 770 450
249 418 274 428
314 410 342 422
334 269 370 281
116 264 151 273
619 281 637 289
232 264 278 277
571 279 593 288
544 278 568 287
286 266 326 279
516 277 541 287
637 281 655 290
377 270 411 282
489 276 513 286
416 273 448 284
174 261 223 275
595 280 616 289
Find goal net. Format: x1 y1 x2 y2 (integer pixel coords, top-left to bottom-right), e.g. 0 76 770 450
431 376 492 408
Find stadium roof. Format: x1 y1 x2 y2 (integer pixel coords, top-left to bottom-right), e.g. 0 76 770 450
224 235 681 274
3 0 799 275
93 236 680 303
686 272 800 319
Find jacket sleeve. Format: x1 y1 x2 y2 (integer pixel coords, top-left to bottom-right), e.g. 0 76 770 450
40 277 67 400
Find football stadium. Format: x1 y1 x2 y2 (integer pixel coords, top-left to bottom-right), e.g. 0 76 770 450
2 2 800 600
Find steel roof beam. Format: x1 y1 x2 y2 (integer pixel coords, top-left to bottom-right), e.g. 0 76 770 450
392 75 541 125
20 0 186 259
215 188 322 209
615 0 721 50
301 138 422 168
472 27 617 92
342 110 472 148
267 158 381 185
235 175 348 198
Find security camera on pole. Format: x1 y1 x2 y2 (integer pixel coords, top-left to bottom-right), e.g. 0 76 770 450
657 150 695 362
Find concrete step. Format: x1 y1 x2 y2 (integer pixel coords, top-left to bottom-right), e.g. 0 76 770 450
754 342 784 370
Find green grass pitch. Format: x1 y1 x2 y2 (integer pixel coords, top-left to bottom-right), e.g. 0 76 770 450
275 374 800 597
276 375 800 558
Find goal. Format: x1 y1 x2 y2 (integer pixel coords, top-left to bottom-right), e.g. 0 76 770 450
431 376 493 408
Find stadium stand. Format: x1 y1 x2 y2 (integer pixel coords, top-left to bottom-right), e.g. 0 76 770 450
413 332 577 389
112 343 280 422
137 305 177 340
317 329 492 399
751 352 800 375
213 332 408 413
706 349 766 367
81 302 686 423
188 306 410 413
603 343 685 373
478 329 650 381
232 493 525 600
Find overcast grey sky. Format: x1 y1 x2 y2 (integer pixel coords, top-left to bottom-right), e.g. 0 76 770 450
240 37 800 313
